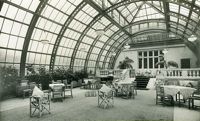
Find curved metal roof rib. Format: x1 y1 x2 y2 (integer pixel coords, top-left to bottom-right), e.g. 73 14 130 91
0 0 199 75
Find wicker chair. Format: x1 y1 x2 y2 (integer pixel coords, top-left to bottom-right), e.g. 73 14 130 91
30 93 51 117
98 84 114 109
63 80 73 98
30 87 51 117
156 85 174 105
188 81 200 109
52 85 64 102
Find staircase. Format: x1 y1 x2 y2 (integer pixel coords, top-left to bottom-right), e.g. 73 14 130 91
134 76 150 90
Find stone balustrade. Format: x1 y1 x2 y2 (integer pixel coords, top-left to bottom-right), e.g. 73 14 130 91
96 69 135 78
156 68 200 80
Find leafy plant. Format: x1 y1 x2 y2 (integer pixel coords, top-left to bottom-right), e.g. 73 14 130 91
117 57 134 69
0 65 20 99
52 66 66 80
156 59 178 68
74 69 88 82
37 65 52 90
167 61 178 68
26 65 52 90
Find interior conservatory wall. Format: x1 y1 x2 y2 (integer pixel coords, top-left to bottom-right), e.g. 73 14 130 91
114 44 197 76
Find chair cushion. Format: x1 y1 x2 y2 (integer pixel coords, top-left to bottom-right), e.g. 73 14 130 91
32 86 44 97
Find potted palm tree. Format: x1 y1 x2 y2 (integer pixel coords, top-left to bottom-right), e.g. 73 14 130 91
117 57 134 69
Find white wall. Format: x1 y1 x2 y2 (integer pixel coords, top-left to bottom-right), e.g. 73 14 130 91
114 44 197 76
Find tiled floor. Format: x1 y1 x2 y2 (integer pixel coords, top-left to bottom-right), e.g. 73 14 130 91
0 88 199 121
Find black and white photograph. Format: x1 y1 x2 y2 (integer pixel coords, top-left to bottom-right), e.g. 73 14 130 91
0 0 200 121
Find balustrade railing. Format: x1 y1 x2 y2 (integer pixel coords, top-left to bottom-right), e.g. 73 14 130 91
156 68 200 79
96 69 135 78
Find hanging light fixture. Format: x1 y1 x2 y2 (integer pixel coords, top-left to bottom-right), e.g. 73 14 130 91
40 39 49 44
162 48 168 54
95 27 105 36
40 30 49 44
188 34 197 42
124 43 130 49
79 48 87 52
95 17 105 36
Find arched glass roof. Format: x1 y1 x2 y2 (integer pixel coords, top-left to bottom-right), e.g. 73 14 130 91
0 0 200 76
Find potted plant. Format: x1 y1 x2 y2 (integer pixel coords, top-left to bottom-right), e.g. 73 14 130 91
117 57 134 69
156 55 178 69
52 66 66 81
0 65 20 100
25 64 40 87
37 65 52 90
74 69 88 86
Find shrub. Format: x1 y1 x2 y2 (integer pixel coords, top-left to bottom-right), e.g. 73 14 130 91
0 66 20 100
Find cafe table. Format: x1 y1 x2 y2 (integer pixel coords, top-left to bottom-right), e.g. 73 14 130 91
114 80 135 99
162 85 196 106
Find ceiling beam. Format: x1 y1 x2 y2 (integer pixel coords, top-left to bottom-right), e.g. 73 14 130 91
162 0 170 32
20 0 48 77
49 2 86 73
0 0 5 11
83 0 131 37
130 3 144 23
84 24 113 71
145 2 164 15
181 0 196 38
107 0 130 24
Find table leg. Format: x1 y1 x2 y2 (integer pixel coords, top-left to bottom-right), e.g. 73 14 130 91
192 98 194 108
189 98 191 109
178 92 180 107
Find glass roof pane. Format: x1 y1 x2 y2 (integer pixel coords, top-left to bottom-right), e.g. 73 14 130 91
15 9 26 22
180 6 189 17
62 3 76 15
170 16 178 22
23 13 33 24
75 11 93 25
2 19 13 33
177 25 184 31
8 36 18 49
191 12 199 22
19 25 28 37
0 0 193 72
92 47 101 54
0 3 9 16
0 33 9 48
11 22 21 36
0 49 6 62
28 0 40 11
96 41 104 48
16 37 24 49
99 36 109 43
6 5 18 19
82 4 98 17
89 54 98 61
6 50 15 63
82 36 94 44
20 0 32 10
169 3 179 13
195 0 200 7
178 19 186 26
